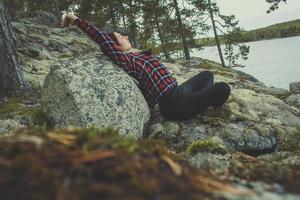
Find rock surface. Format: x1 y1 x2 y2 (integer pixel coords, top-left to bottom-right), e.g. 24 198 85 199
42 53 150 138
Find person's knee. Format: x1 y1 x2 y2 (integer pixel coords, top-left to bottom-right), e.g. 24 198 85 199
215 82 230 95
213 82 231 106
201 70 213 79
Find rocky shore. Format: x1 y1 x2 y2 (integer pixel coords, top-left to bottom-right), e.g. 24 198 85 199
0 11 300 200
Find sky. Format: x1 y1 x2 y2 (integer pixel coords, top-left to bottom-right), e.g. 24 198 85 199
216 0 300 30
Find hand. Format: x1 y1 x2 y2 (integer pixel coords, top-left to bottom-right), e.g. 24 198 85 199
59 13 78 28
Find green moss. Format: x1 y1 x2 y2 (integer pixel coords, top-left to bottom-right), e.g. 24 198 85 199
0 127 219 200
77 127 139 154
187 139 228 155
204 106 232 122
279 126 300 155
52 127 170 156
269 152 299 163
0 98 47 126
229 153 300 194
0 98 22 117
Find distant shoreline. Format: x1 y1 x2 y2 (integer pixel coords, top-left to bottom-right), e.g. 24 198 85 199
196 19 300 47
191 36 300 90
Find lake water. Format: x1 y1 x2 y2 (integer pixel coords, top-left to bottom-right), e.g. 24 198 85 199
190 36 300 90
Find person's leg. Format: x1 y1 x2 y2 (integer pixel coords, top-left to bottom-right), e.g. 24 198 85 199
180 71 214 93
209 82 231 107
179 82 231 119
159 81 230 121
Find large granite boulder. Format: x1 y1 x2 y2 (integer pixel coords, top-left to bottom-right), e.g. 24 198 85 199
42 53 150 138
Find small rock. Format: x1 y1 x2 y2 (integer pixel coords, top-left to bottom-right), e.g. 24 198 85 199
285 94 300 109
188 153 230 172
0 119 25 135
290 81 300 94
254 86 290 98
163 122 180 137
148 123 165 139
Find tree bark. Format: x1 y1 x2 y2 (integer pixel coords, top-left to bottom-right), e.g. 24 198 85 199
208 0 226 68
0 0 31 99
122 13 127 30
173 0 190 60
53 0 62 20
109 7 117 29
152 0 170 59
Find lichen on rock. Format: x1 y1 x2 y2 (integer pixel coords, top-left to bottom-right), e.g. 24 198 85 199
187 137 229 155
0 98 47 134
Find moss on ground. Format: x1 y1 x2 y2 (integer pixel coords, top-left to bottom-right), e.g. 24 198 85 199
0 127 255 200
0 98 47 126
228 153 300 194
277 126 300 156
187 139 228 155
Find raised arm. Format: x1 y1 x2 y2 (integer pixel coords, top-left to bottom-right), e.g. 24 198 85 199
60 14 133 66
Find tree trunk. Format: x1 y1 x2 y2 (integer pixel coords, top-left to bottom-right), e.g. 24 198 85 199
122 13 127 30
152 0 170 59
0 1 31 99
53 0 62 20
120 3 127 30
127 17 138 48
110 7 117 29
173 0 190 60
208 0 226 68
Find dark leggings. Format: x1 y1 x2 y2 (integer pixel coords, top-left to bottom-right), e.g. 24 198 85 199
158 71 230 120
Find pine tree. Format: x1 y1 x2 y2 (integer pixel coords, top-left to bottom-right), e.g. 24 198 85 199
207 0 226 67
266 0 287 13
172 0 190 60
0 0 31 99
191 0 249 67
5 0 26 19
140 0 172 58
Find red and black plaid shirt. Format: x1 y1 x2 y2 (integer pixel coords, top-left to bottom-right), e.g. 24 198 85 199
75 18 177 108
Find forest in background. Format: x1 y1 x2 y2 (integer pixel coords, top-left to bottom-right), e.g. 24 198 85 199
197 18 300 46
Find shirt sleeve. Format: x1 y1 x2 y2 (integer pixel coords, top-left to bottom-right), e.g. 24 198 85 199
74 18 133 66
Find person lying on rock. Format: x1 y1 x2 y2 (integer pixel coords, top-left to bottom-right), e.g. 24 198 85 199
60 13 231 121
